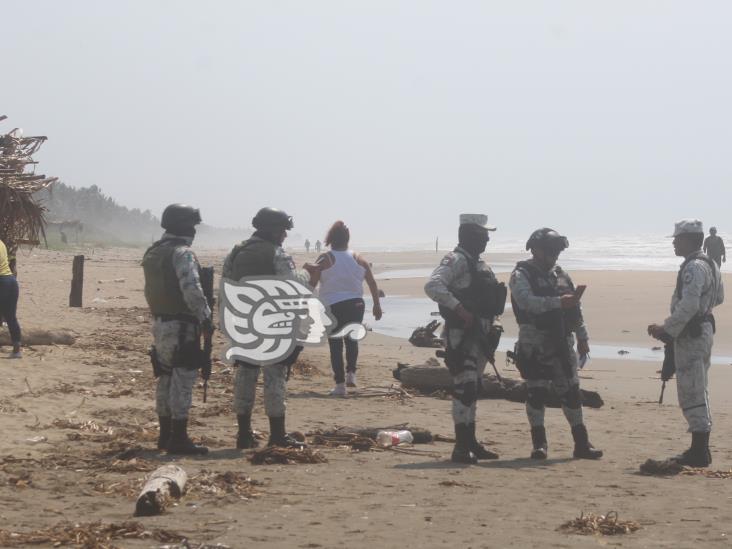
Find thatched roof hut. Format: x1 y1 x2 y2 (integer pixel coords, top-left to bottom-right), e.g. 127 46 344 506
0 115 57 261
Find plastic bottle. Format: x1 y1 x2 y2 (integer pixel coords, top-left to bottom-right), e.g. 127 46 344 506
376 430 414 447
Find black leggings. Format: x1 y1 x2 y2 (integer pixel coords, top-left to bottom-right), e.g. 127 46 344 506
0 275 21 344
327 298 365 383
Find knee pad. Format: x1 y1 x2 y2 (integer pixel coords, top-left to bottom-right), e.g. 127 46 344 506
454 381 477 407
560 385 582 409
527 386 549 409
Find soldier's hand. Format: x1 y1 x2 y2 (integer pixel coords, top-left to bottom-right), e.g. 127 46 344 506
455 303 475 328
577 338 590 357
560 294 579 309
647 323 666 340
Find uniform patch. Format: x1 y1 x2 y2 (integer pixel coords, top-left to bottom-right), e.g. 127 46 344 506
441 254 455 267
683 269 695 285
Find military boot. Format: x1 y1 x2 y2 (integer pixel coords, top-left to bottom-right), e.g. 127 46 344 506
672 432 712 467
530 426 548 460
571 424 603 459
157 416 172 451
167 418 209 455
267 416 306 448
468 423 499 459
451 423 478 464
236 413 258 449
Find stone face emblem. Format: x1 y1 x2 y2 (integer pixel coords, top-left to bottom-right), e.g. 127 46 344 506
220 277 367 366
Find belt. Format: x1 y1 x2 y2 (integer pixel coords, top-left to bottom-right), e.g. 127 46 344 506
153 313 199 324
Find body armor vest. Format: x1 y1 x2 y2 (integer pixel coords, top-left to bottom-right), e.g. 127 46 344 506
142 239 192 316
675 251 718 337
226 237 277 280
511 260 582 332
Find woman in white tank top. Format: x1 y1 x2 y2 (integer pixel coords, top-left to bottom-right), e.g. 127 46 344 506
308 221 383 396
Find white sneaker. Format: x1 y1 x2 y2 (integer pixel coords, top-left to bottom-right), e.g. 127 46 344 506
346 372 357 387
329 383 347 397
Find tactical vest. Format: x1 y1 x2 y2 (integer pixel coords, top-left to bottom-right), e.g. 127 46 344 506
225 237 277 280
439 248 507 325
511 260 582 332
142 239 192 316
675 251 718 336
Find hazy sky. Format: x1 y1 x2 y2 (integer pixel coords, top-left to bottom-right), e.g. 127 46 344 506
3 1 731 246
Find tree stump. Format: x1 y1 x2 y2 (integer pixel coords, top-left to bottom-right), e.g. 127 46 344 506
134 464 187 517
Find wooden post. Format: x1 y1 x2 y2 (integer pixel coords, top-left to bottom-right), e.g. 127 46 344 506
134 464 187 517
69 255 84 307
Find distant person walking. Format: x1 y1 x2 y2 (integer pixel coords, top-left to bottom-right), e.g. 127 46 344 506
305 239 311 253
703 227 726 267
0 238 22 358
308 221 382 396
315 240 322 253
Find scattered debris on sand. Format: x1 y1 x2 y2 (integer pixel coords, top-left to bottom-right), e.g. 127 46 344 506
640 459 732 478
558 511 641 535
248 446 328 465
408 320 443 348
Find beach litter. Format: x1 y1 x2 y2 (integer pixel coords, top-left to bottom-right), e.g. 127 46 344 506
640 459 732 478
188 470 264 499
248 446 327 465
0 520 185 547
558 511 641 535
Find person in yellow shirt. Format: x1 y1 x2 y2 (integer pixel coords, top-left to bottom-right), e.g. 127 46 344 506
0 239 21 358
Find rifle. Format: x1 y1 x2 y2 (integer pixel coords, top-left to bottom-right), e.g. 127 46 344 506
658 332 675 405
199 267 215 403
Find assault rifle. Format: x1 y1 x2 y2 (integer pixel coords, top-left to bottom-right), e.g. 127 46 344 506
658 332 675 405
199 267 215 403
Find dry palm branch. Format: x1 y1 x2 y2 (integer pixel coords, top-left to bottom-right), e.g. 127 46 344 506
0 115 57 256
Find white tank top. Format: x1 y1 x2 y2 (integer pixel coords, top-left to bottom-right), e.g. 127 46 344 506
318 250 366 306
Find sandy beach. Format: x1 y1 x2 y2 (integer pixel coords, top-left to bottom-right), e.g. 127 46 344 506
1 246 731 548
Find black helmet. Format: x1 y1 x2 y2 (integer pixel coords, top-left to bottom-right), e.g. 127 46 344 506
526 228 569 253
161 204 202 231
252 207 293 231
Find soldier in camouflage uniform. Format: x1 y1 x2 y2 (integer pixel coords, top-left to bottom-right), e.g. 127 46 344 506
648 219 724 467
509 228 602 461
425 214 504 464
223 207 312 449
142 204 213 455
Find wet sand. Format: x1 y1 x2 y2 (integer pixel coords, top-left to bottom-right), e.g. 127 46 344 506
0 246 731 548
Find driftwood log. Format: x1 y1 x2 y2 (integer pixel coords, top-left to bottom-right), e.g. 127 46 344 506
0 329 76 346
408 320 443 348
393 361 604 409
134 464 187 517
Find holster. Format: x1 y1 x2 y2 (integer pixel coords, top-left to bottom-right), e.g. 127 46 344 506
148 346 164 378
444 344 466 375
173 322 205 370
681 313 715 338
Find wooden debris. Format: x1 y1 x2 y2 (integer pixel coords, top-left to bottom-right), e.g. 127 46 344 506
0 520 184 547
394 362 604 408
0 328 76 346
309 433 376 451
248 446 328 465
408 320 443 348
134 464 188 517
310 425 433 444
558 511 641 535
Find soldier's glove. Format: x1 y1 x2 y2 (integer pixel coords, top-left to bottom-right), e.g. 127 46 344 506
201 318 214 336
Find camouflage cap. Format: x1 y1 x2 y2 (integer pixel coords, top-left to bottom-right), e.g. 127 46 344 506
670 219 704 237
459 213 496 231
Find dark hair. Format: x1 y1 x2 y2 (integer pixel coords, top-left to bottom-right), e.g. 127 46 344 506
325 221 350 249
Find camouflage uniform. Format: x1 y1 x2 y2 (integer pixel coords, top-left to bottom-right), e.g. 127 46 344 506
149 233 212 420
664 251 724 433
223 236 309 418
425 247 500 426
509 259 588 430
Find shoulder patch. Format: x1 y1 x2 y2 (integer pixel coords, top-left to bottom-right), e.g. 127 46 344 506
683 268 695 285
440 254 455 267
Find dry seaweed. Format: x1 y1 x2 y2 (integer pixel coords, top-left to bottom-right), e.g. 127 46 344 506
308 433 375 451
639 459 684 476
248 446 328 465
0 520 184 548
558 512 641 536
289 359 325 377
188 470 264 499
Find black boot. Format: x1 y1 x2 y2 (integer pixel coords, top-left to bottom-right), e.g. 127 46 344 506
157 416 172 451
468 423 498 460
267 416 306 448
167 418 209 455
237 413 258 449
571 424 602 459
530 426 548 460
672 432 712 467
451 423 478 464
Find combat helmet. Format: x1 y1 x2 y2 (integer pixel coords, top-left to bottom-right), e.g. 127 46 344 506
526 228 569 253
252 207 294 231
161 204 202 231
